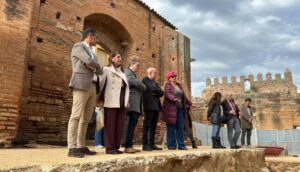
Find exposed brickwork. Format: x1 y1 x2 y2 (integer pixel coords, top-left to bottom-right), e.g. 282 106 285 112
191 69 300 129
0 0 33 147
0 0 192 146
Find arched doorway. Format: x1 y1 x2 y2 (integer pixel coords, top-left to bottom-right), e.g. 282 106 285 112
83 13 134 66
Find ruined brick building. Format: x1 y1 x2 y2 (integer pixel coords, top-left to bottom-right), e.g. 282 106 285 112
0 0 192 147
191 69 300 130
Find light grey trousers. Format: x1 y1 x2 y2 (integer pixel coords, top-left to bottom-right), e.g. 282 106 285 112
227 116 241 147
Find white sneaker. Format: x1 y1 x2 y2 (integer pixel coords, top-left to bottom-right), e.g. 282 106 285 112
241 145 248 148
95 145 104 149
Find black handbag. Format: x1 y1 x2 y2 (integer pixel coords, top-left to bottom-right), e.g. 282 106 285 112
219 114 230 124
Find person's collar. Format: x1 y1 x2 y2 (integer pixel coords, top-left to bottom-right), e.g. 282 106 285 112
147 76 154 81
128 67 135 73
82 41 91 48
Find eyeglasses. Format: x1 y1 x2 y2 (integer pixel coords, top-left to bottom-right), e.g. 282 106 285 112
171 75 177 78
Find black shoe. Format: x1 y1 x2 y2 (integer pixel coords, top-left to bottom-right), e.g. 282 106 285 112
151 145 162 150
78 147 97 155
143 145 153 151
191 141 198 149
68 148 84 158
230 145 241 149
116 149 124 154
216 137 226 149
106 150 119 155
178 147 188 150
168 147 176 150
212 137 222 149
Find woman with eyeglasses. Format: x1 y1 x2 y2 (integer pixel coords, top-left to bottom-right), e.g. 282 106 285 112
98 52 130 154
161 71 192 150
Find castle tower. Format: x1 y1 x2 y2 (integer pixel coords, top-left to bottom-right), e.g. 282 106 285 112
214 78 220 85
231 76 237 84
266 72 272 81
222 77 228 84
248 74 254 85
257 73 263 82
206 78 211 87
275 73 281 81
284 68 292 83
240 75 245 83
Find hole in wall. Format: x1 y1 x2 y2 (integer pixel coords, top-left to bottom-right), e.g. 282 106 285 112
152 53 156 58
56 12 61 19
110 2 116 8
76 16 81 22
40 0 46 6
37 37 43 43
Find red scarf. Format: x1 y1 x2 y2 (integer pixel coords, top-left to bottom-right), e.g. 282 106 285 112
227 99 237 113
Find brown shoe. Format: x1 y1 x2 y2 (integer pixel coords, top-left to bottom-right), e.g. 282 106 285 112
78 147 97 155
124 148 136 154
133 148 141 153
68 148 84 158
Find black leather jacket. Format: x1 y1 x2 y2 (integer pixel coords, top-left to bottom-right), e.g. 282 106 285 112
207 103 222 124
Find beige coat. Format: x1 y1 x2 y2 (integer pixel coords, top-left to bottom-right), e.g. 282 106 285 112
99 66 130 108
240 105 253 129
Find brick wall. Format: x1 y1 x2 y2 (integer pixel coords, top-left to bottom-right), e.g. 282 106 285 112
0 0 33 147
0 0 192 146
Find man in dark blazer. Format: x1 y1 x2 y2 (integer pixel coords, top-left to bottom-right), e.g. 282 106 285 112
142 67 164 151
221 92 241 149
124 57 146 153
68 28 102 158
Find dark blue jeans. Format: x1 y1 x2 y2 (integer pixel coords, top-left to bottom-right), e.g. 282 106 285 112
167 108 186 149
212 124 221 138
95 129 104 146
124 111 139 148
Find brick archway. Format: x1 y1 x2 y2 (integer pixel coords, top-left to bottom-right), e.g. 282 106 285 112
84 13 134 64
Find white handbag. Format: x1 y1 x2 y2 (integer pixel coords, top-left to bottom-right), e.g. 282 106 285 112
95 107 104 130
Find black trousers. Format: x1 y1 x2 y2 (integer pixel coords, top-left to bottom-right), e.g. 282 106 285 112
241 128 252 146
124 111 140 148
142 110 159 146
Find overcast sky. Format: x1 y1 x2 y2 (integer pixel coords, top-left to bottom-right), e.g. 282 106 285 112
142 0 300 96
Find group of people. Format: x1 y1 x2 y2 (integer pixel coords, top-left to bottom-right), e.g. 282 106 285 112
207 92 254 149
67 28 197 158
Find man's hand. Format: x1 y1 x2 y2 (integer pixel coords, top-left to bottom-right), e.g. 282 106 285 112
230 109 236 115
96 101 104 108
84 63 95 71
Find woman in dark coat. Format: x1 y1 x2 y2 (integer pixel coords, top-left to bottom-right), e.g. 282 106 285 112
207 92 226 149
161 71 191 150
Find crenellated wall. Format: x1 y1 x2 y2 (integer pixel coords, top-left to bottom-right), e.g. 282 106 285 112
191 69 300 130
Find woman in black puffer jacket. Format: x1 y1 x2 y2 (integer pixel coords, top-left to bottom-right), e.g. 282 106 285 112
207 92 226 149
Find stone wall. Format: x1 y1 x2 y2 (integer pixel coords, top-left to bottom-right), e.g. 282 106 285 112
0 0 192 146
191 70 300 129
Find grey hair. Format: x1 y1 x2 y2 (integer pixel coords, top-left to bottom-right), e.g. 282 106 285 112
128 56 140 67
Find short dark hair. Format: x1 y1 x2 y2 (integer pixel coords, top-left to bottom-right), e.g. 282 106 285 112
245 98 252 102
82 28 97 40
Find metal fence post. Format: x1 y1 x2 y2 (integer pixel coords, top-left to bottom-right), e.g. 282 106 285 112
276 129 279 147
291 130 295 155
205 124 208 145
